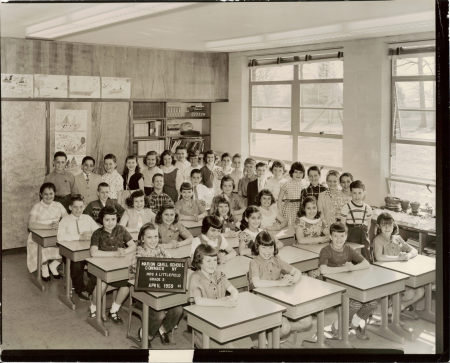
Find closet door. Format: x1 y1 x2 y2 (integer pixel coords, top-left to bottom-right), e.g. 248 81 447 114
2 101 47 249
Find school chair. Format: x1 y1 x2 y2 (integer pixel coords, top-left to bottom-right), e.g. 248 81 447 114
126 285 143 345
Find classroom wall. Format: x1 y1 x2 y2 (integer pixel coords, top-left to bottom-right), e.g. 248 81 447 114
212 32 433 206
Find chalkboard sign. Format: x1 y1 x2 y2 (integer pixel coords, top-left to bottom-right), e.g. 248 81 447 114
135 257 188 293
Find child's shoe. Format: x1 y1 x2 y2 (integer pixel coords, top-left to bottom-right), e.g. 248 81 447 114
109 311 123 324
352 325 369 340
41 264 51 282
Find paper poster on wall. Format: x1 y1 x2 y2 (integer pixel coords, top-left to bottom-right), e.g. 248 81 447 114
101 77 131 98
69 76 100 98
55 109 88 132
34 74 68 98
1 74 34 98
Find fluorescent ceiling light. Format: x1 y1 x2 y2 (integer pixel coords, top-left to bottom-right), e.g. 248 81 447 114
26 3 194 39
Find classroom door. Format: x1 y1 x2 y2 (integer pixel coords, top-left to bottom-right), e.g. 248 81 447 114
2 101 47 249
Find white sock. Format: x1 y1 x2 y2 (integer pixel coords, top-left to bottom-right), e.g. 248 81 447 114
359 318 366 329
351 314 362 327
159 326 166 335
110 302 121 314
41 264 49 278
48 260 60 274
90 304 96 313
332 320 338 330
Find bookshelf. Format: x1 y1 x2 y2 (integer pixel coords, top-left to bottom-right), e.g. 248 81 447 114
130 101 211 166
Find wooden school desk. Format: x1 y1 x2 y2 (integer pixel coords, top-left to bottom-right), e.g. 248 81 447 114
218 255 252 289
375 254 435 325
169 237 240 259
274 226 296 246
29 229 58 291
254 276 346 348
296 242 363 255
277 246 319 272
184 291 286 348
57 239 91 310
86 255 132 336
324 265 408 347
182 220 202 237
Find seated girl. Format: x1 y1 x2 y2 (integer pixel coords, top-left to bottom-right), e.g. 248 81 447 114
249 231 312 337
373 212 425 312
89 206 136 323
155 204 193 249
119 190 155 232
129 223 183 346
212 196 240 237
27 182 67 280
210 175 246 219
175 182 207 222
294 196 330 246
257 189 287 231
190 216 237 264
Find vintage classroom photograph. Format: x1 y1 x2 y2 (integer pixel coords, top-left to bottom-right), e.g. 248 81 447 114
1 0 447 361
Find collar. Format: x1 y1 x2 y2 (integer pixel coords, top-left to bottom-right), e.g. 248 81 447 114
301 216 321 224
40 200 54 208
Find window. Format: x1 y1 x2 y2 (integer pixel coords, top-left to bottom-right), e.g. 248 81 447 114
390 52 435 208
249 58 343 170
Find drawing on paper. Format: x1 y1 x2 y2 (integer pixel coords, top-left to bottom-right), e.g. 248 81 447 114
1 74 34 98
55 132 87 155
55 109 88 132
101 77 131 98
34 74 67 98
69 76 100 98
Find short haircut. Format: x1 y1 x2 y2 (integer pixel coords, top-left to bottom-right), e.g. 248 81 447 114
350 180 365 191
155 204 179 225
232 153 241 160
143 151 159 167
244 157 256 166
289 162 305 177
82 156 95 165
97 182 109 191
221 152 231 160
203 150 215 163
375 212 399 236
339 172 354 183
160 150 175 165
176 145 187 152
190 168 201 177
256 189 276 206
326 170 340 180
54 151 67 160
307 165 321 176
329 222 347 234
104 153 117 163
191 244 217 271
126 189 146 208
98 206 118 225
299 196 320 218
137 222 158 247
70 194 84 205
180 182 193 192
152 173 164 183
201 215 223 235
255 162 267 169
220 175 235 190
39 182 56 196
251 231 278 256
270 160 285 173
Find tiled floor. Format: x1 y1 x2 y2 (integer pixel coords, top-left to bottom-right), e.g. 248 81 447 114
2 251 435 354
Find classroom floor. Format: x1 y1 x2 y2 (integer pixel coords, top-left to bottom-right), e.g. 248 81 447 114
2 250 435 354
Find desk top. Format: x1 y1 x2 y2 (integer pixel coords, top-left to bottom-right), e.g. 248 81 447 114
183 291 286 329
86 255 132 272
254 275 345 307
296 242 363 255
29 229 57 238
325 265 408 291
169 244 191 259
218 255 251 280
374 254 435 277
182 220 203 229
275 227 295 240
371 208 435 233
57 239 90 252
277 246 318 265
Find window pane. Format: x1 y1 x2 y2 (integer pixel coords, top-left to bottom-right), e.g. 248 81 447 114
250 133 292 160
252 85 291 107
300 60 343 79
252 107 291 131
300 109 343 134
394 56 435 76
298 136 342 167
391 143 435 180
251 65 293 81
389 181 435 210
300 83 343 108
394 111 435 141
395 81 435 109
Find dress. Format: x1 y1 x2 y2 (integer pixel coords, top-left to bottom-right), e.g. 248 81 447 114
101 170 124 200
265 176 288 201
27 201 68 273
294 216 326 246
175 198 206 217
260 204 279 229
279 179 303 225
163 168 179 203
317 190 347 227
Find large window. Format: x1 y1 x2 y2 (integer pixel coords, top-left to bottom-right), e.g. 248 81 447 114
249 58 343 170
390 52 436 208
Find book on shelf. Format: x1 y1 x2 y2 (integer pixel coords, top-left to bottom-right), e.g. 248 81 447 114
148 120 163 136
137 139 165 156
134 123 149 137
166 120 181 136
168 137 204 154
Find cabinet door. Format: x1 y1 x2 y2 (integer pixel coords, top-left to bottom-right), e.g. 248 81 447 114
2 101 46 249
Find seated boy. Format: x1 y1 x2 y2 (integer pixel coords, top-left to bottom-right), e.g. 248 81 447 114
319 222 377 340
146 173 174 214
57 195 99 300
84 182 125 223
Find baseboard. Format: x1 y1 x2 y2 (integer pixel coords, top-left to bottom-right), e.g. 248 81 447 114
2 246 26 255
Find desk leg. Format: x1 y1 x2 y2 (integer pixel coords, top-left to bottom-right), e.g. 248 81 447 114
327 294 353 348
416 283 435 322
272 327 280 349
87 277 109 336
368 296 403 344
303 310 328 348
31 244 45 291
258 331 266 348
141 304 149 349
388 292 414 340
418 232 426 255
202 333 210 348
267 330 273 348
59 258 75 310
